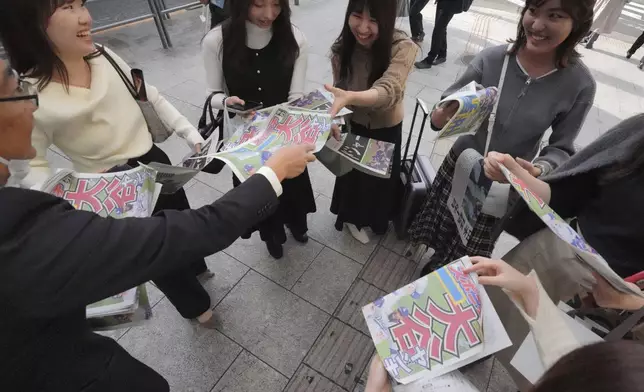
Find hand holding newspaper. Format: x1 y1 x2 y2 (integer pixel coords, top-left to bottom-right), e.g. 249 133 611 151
362 257 510 385
435 81 499 140
497 163 644 297
39 166 160 330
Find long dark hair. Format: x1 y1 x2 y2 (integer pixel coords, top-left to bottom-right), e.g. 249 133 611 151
509 0 594 68
221 0 299 71
331 0 401 88
0 0 94 90
533 341 644 392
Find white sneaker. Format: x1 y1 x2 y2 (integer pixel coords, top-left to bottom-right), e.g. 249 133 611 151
346 223 370 244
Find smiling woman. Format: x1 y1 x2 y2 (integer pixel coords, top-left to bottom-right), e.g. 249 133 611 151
0 0 225 329
408 0 597 276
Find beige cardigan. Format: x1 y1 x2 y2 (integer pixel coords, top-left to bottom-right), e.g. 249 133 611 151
332 34 418 129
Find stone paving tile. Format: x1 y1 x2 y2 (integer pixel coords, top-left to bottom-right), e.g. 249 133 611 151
214 271 329 377
359 246 417 293
380 226 414 258
307 195 379 265
352 360 370 392
284 365 346 392
304 318 374 391
224 233 325 290
185 180 223 208
334 279 386 335
462 357 495 391
119 298 242 392
211 350 288 392
486 359 518 392
293 247 363 314
195 167 237 195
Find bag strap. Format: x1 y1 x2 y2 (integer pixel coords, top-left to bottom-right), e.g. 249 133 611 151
483 43 512 156
402 98 430 184
97 45 138 98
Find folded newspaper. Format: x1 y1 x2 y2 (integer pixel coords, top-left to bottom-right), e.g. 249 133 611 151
287 88 353 121
498 163 644 297
317 132 395 178
435 81 499 140
39 166 160 330
362 257 510 385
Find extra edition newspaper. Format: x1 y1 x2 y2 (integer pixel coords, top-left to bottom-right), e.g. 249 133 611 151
40 166 159 330
319 132 396 178
435 81 498 140
362 257 510 385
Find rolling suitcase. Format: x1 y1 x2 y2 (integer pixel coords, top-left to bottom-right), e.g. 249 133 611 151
394 98 436 239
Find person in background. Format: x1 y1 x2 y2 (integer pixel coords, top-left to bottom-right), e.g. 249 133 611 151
0 0 218 326
409 0 431 43
0 57 316 391
202 0 315 259
408 0 596 276
581 0 629 49
200 0 228 29
414 0 474 69
627 30 644 59
363 256 644 392
325 0 418 244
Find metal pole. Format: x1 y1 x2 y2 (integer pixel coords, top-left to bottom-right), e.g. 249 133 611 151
159 0 171 20
146 0 170 48
90 13 156 34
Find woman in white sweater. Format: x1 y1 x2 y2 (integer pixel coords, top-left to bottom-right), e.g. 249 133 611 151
0 0 218 326
202 0 315 259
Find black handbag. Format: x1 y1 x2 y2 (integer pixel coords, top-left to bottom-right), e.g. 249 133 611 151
198 91 227 174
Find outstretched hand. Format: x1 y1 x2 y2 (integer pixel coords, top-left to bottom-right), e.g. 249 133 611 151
265 144 316 181
364 355 392 392
325 84 352 118
592 272 644 311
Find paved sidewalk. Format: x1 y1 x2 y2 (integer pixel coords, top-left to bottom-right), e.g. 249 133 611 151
41 0 644 391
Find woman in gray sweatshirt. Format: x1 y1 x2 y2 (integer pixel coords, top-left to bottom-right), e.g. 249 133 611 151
408 0 596 276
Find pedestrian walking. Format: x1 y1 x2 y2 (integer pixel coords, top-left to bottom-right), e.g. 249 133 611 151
200 0 228 29
627 30 644 58
582 0 629 49
414 0 474 68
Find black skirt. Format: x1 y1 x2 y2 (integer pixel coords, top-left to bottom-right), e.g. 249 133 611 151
233 168 316 244
330 121 403 235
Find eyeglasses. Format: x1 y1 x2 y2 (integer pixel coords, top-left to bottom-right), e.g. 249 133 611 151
0 68 39 107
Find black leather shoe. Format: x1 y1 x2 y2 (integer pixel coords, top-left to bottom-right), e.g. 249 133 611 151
627 51 633 59
266 241 284 259
433 57 447 65
415 59 433 69
292 232 309 243
411 33 425 43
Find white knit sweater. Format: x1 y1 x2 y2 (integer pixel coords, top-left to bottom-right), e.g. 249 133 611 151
24 47 204 188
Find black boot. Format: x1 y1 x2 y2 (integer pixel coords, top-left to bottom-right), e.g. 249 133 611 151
266 240 284 259
292 232 309 243
627 51 634 59
433 57 447 65
415 57 434 69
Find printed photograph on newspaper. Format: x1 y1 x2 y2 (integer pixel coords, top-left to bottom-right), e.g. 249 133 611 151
362 257 484 385
437 81 498 140
216 106 332 181
448 149 492 245
322 133 395 178
288 88 352 117
42 166 158 219
498 164 643 297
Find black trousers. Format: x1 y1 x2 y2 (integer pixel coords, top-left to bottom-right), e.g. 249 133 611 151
127 144 211 320
409 0 431 38
209 2 227 29
630 31 644 55
423 5 456 61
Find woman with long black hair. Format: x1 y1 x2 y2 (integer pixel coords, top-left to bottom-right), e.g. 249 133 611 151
325 0 418 244
202 0 314 259
0 0 220 327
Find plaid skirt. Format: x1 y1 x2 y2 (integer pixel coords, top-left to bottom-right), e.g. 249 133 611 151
408 148 501 271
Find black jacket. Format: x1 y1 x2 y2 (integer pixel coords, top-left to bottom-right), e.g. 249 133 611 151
0 174 278 391
439 0 473 14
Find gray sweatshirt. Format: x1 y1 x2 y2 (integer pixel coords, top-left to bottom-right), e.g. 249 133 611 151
447 44 596 174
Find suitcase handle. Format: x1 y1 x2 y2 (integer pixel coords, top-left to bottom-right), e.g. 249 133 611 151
402 98 430 184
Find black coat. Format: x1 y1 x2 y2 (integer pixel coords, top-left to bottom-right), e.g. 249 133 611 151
0 174 278 391
439 0 473 14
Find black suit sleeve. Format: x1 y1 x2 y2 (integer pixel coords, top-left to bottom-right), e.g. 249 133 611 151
5 174 277 318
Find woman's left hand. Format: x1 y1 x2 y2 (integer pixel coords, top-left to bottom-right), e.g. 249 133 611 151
331 124 342 141
194 143 202 154
364 355 392 392
325 84 353 118
592 272 644 311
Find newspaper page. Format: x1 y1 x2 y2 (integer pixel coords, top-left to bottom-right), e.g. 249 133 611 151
216 106 333 181
436 82 498 140
447 149 493 245
40 167 157 329
320 133 395 178
394 370 479 392
498 163 644 297
288 88 352 117
362 257 486 385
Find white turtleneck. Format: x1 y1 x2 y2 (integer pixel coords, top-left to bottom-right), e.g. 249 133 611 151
202 21 308 110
